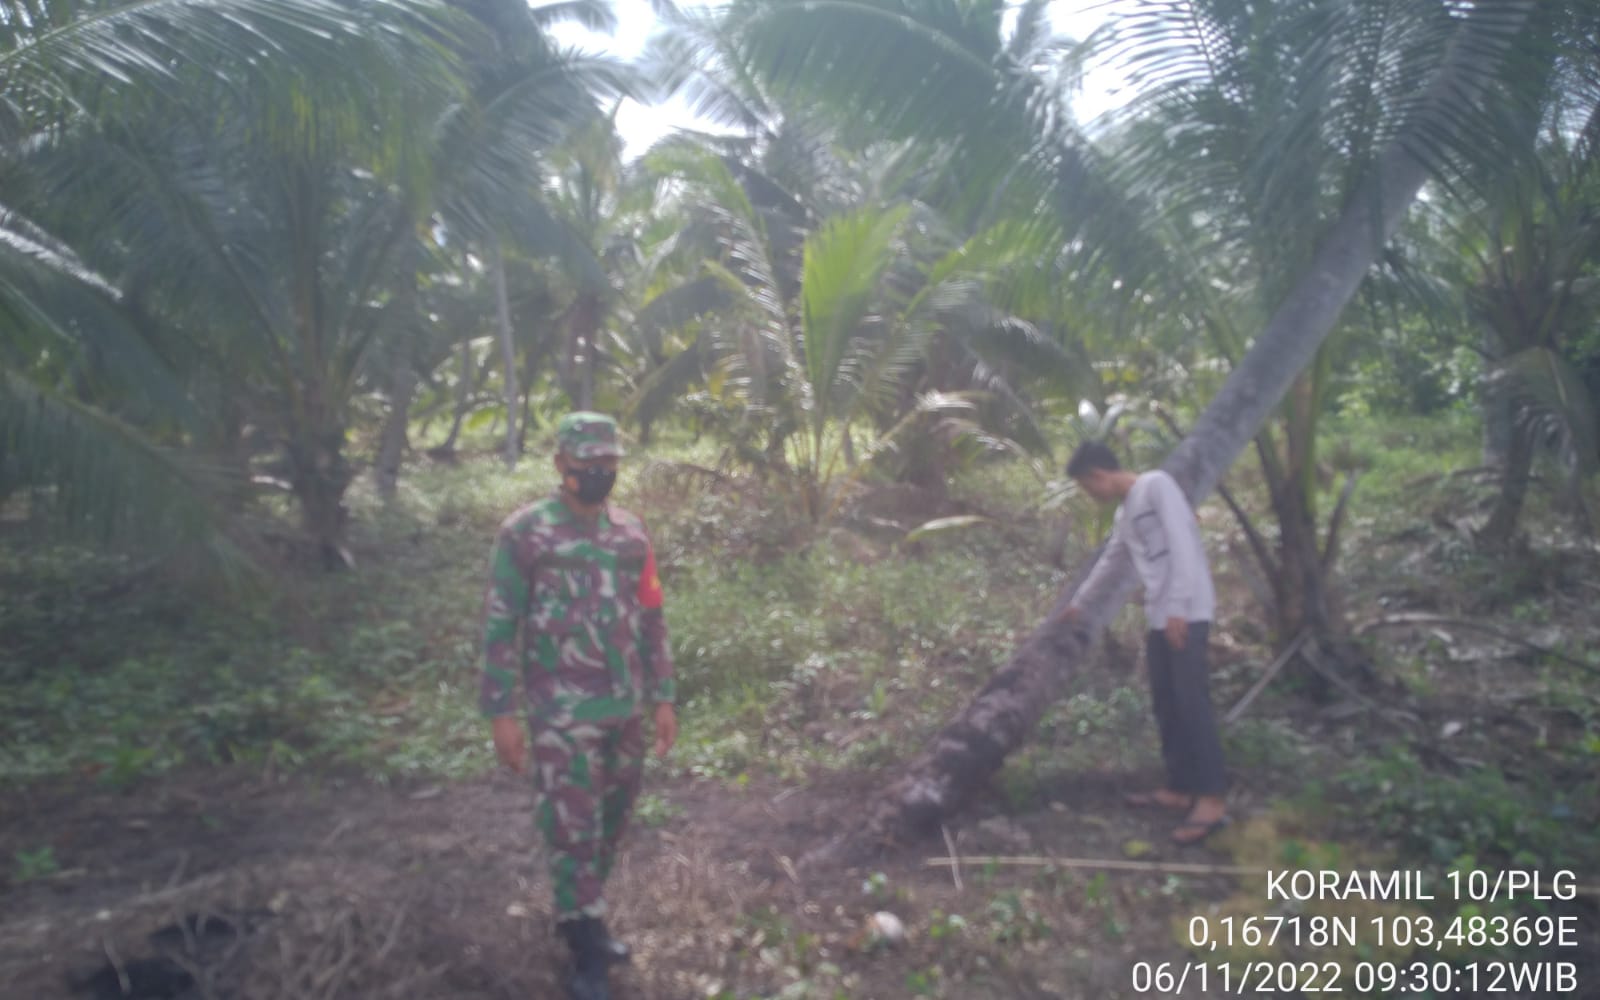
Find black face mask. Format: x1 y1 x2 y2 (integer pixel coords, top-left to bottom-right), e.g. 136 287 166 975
567 466 616 504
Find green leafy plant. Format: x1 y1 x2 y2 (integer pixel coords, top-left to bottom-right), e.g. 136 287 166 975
860 871 890 898
905 966 943 996
634 793 684 828
12 846 59 882
986 888 1050 943
925 909 968 941
1337 747 1592 870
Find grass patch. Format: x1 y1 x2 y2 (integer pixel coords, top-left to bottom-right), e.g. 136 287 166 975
1 444 1062 789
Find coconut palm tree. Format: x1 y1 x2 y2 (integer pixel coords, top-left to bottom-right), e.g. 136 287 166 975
1087 0 1520 654
705 0 1537 847
428 0 630 467
538 111 634 414
0 0 452 565
1454 2 1600 545
9 0 633 561
629 137 1081 520
1471 149 1600 545
33 83 450 564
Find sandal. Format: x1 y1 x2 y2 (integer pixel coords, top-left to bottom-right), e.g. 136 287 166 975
1122 790 1194 811
1170 815 1230 845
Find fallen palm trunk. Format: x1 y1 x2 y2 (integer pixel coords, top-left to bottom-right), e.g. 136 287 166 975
833 547 1134 855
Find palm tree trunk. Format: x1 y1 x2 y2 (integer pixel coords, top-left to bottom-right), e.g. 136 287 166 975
1264 467 1313 641
1265 458 1369 694
1254 371 1365 685
517 344 539 453
835 3 1532 853
213 388 254 515
375 367 416 499
492 240 520 468
377 262 420 499
1480 421 1535 547
573 291 600 411
580 343 595 411
287 392 353 569
439 340 475 453
1482 329 1516 466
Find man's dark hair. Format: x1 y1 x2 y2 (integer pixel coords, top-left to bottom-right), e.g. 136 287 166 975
1066 440 1121 479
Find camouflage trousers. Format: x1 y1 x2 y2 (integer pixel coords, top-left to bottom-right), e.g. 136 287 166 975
530 714 645 921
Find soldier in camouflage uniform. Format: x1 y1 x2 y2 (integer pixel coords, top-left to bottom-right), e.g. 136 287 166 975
481 412 677 1000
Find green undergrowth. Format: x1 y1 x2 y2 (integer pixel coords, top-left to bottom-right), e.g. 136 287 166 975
1329 744 1599 874
5 421 1597 908
0 443 1064 788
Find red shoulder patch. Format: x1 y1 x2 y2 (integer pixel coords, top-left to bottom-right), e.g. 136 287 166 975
637 542 664 609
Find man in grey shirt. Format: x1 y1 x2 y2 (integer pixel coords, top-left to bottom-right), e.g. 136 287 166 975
1061 441 1229 844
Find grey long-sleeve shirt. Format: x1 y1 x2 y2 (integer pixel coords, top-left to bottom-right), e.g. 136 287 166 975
1077 469 1216 628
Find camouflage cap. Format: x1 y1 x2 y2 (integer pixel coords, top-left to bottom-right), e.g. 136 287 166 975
556 411 625 459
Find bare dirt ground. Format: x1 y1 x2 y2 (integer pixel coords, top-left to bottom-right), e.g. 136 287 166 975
1 759 1255 1000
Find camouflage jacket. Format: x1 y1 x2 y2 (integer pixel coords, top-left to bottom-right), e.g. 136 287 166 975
480 494 675 724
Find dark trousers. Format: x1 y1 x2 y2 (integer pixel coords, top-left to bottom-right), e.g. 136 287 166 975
1146 622 1229 796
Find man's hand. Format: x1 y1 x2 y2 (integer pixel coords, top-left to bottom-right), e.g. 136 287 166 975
653 702 678 758
1165 616 1188 651
1054 604 1082 625
492 715 527 773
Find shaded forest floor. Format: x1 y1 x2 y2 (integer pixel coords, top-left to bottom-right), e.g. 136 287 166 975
0 762 1249 998
4 418 1599 998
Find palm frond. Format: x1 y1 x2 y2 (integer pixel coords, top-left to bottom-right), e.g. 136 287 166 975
799 202 908 424
1489 346 1598 475
0 369 244 569
720 0 1163 290
1006 0 1053 63
0 199 205 430
528 0 618 34
721 0 1013 149
625 332 708 426
940 303 1088 396
854 387 979 468
498 196 609 292
956 354 1052 456
632 274 731 359
0 0 454 141
0 204 119 299
643 2 773 132
469 46 635 155
434 46 636 249
646 140 795 368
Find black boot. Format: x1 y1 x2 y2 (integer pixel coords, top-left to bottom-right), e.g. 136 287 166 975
559 919 611 1000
